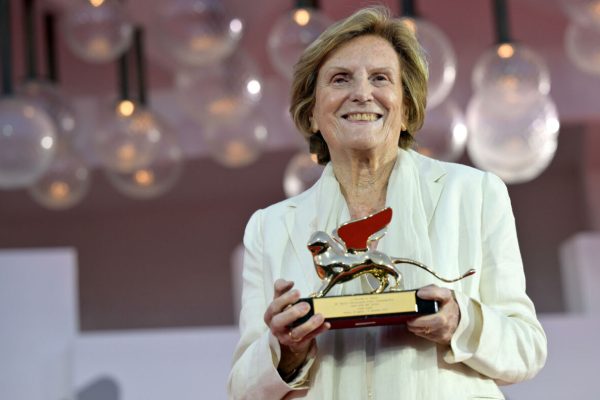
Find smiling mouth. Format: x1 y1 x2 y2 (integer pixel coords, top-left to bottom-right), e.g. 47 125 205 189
342 112 383 122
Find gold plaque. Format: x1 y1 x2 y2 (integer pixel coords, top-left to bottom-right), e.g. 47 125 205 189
291 208 474 330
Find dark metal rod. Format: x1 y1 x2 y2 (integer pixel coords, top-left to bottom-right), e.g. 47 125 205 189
44 13 58 83
23 0 38 80
401 0 418 17
117 53 130 101
295 0 318 9
0 0 13 95
133 27 147 106
494 0 512 43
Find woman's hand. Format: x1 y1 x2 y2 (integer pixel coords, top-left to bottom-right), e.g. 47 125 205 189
264 279 330 378
406 284 460 346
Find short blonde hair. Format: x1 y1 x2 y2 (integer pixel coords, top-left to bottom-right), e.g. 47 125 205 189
290 6 428 164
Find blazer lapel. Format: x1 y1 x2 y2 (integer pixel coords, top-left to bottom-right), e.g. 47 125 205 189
411 151 447 227
284 191 321 293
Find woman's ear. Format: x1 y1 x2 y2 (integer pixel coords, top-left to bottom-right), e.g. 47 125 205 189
310 115 319 133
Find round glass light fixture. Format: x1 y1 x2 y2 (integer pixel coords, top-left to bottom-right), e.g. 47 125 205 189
28 144 90 210
176 50 262 124
560 0 600 28
94 101 164 174
466 90 560 184
105 129 183 199
401 17 457 109
267 7 332 80
472 43 550 97
18 81 77 143
153 0 242 67
0 97 57 189
415 99 467 162
63 0 133 63
565 20 600 75
203 113 269 168
283 151 324 197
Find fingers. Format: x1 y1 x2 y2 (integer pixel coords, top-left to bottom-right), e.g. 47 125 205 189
273 279 294 299
270 299 311 333
408 285 459 345
416 284 452 304
264 280 296 323
264 287 301 326
285 314 330 348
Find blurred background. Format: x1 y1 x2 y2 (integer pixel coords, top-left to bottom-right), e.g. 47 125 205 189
1 0 599 399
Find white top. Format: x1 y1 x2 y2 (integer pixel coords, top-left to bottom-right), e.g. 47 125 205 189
228 149 547 400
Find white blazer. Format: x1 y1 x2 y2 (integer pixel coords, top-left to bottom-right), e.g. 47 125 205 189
228 150 547 400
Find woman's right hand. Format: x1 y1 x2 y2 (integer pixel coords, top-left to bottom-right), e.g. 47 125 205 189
264 279 330 377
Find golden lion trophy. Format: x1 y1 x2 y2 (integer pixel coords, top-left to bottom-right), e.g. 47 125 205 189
292 208 475 329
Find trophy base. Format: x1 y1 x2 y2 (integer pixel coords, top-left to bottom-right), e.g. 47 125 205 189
291 289 438 329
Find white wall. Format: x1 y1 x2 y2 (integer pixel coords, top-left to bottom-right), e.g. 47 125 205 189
0 248 78 400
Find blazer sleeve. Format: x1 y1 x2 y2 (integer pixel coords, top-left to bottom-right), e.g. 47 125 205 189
227 210 314 400
444 172 548 384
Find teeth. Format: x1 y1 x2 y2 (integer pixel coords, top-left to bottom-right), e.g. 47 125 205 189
346 113 379 121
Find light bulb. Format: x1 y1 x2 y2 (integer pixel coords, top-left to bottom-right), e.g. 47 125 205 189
415 100 467 162
466 90 560 184
176 50 262 124
18 81 77 143
105 128 183 199
565 20 600 75
28 145 90 210
0 97 57 189
283 151 324 197
267 8 332 79
63 0 133 63
152 0 242 67
95 103 165 173
203 113 268 168
560 0 600 28
401 17 457 109
472 43 550 97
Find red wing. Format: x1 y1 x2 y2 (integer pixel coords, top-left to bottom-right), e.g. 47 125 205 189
337 207 393 251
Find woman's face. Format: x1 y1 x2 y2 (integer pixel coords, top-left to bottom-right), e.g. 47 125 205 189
311 35 405 160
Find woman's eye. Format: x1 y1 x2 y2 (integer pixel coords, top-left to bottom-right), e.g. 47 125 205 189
373 74 389 82
332 75 348 84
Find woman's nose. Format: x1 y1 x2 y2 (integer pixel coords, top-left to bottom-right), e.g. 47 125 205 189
350 77 373 103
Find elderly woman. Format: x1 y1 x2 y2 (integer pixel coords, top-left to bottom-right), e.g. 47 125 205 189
228 6 546 400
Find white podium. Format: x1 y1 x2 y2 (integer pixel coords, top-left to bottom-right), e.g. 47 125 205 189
559 232 600 314
0 248 78 400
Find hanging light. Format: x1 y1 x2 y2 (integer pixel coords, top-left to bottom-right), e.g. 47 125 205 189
27 12 91 210
0 0 57 190
400 0 457 108
105 129 183 199
152 0 242 68
19 82 76 142
0 99 57 189
559 0 600 28
283 151 323 197
103 27 184 199
19 7 78 145
29 141 91 209
466 90 559 184
175 49 262 124
466 0 559 184
63 0 133 63
203 112 269 168
95 40 165 174
565 19 600 76
95 99 164 174
415 99 467 162
267 0 332 80
471 42 551 97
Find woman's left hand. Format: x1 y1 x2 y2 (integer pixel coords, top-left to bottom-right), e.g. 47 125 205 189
406 284 460 346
